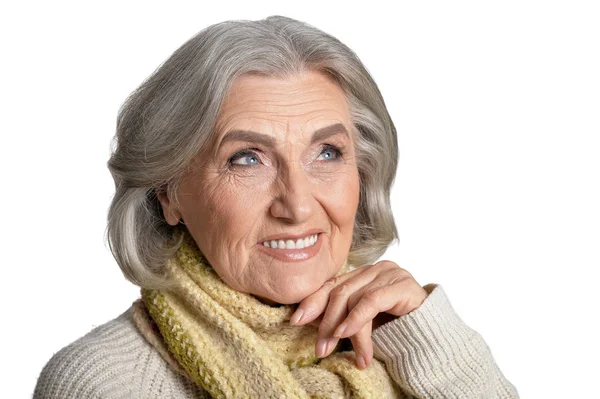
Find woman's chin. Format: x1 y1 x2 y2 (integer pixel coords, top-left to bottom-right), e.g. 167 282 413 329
256 295 306 306
253 280 326 305
252 294 281 306
246 255 342 305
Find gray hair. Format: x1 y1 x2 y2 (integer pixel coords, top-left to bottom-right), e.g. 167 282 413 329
106 15 398 289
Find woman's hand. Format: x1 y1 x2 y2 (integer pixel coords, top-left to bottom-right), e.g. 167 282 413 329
290 260 429 369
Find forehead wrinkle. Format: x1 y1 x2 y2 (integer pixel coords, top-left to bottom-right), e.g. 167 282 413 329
212 78 353 159
222 104 343 122
222 82 346 114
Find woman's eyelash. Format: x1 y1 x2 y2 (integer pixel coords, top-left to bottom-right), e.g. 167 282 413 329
319 144 345 160
228 149 260 166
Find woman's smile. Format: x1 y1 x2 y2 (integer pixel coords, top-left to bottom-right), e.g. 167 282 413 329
257 231 324 262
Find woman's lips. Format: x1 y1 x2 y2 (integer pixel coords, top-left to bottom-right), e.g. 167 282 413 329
257 233 323 262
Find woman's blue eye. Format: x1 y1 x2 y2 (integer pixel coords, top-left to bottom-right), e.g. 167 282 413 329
316 145 343 161
229 150 260 166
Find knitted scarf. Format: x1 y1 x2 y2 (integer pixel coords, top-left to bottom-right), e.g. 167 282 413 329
134 232 400 398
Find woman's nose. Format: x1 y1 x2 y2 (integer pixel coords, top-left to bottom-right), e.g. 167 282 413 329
269 165 316 224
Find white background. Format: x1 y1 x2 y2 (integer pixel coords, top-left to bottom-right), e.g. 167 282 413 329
1 1 598 397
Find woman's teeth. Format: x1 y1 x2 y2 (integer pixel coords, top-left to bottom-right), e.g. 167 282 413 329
263 234 318 249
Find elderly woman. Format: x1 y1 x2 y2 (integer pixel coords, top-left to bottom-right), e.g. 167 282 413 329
34 16 519 399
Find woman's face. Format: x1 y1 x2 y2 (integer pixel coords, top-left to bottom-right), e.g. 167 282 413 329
159 70 360 304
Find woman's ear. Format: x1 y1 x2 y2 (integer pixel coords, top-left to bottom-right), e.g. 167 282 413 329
156 189 182 226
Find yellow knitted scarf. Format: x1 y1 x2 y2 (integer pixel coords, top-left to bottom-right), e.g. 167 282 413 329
135 233 400 398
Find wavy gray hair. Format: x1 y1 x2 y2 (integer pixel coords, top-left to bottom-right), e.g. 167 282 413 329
106 15 398 289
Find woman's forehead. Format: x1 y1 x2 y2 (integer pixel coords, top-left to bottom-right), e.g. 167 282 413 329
214 71 351 138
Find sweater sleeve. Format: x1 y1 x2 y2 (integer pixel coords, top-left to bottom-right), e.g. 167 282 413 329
371 283 519 399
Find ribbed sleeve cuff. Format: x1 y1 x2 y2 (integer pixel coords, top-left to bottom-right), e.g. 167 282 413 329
372 283 478 353
371 284 520 398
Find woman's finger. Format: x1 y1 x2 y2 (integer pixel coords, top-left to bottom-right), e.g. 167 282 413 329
329 269 405 338
289 277 340 326
290 266 369 326
316 270 376 333
349 321 373 369
333 283 405 339
291 261 398 326
315 269 390 357
314 284 350 357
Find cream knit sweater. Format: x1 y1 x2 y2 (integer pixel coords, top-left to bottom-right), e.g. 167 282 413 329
33 284 519 398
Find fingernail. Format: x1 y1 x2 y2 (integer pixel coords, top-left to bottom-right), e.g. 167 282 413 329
333 322 347 338
357 355 366 369
325 338 338 356
290 309 304 325
316 337 327 357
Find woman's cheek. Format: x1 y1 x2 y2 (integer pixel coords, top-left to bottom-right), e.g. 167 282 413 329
316 166 360 214
203 171 274 243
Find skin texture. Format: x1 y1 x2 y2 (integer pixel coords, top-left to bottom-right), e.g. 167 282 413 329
158 70 429 369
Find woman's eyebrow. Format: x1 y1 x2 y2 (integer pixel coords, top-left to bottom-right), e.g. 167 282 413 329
219 130 277 148
310 123 349 144
219 123 349 150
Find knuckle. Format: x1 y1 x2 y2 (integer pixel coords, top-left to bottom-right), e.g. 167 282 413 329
318 319 336 334
352 305 371 321
375 260 398 270
323 276 338 289
397 267 412 277
376 260 413 278
331 283 351 298
347 291 362 309
363 289 382 305
390 270 411 283
381 264 411 279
